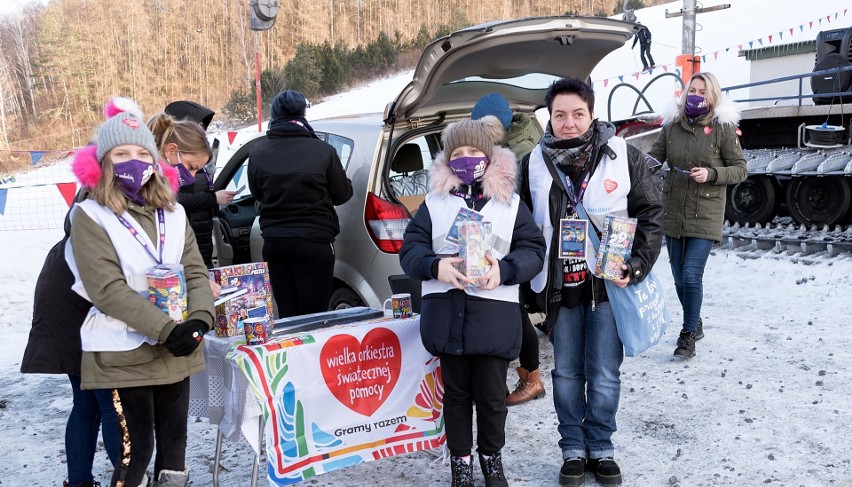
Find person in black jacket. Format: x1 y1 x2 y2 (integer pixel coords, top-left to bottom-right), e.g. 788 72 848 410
519 78 663 486
21 194 121 487
631 23 656 71
148 113 235 268
399 115 545 487
248 90 353 317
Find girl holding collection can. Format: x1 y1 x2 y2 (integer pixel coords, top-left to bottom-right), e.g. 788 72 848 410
399 115 545 487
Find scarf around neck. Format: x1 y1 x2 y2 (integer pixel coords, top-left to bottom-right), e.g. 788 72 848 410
540 120 616 192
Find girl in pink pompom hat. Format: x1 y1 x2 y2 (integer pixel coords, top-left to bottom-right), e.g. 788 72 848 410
66 96 214 487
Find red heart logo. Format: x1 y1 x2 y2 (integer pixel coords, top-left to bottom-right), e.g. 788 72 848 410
319 328 401 416
603 179 618 193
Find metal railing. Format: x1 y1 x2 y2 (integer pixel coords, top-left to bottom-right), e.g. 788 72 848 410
723 64 852 106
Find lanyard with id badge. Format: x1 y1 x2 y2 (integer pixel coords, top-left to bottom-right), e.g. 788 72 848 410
557 169 592 260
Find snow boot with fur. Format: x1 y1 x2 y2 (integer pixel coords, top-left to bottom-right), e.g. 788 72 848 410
152 469 188 487
505 367 545 406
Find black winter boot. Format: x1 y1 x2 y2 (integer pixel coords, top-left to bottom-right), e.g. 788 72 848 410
695 318 704 340
674 331 696 358
558 457 585 486
450 455 474 487
479 451 509 487
586 457 622 485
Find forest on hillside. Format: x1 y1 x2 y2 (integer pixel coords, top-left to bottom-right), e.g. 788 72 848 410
0 0 668 163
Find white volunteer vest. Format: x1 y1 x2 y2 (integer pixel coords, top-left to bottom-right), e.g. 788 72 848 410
422 192 521 303
528 137 631 293
67 199 187 351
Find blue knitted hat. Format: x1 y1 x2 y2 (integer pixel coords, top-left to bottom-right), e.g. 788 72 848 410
472 93 512 130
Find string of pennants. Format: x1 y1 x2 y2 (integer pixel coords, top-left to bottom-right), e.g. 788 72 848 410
591 8 849 88
0 149 73 166
0 181 77 216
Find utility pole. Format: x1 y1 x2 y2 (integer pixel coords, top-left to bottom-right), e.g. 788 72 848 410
665 0 730 86
249 0 280 132
665 0 731 57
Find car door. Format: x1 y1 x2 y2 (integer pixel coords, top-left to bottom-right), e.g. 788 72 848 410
211 131 356 268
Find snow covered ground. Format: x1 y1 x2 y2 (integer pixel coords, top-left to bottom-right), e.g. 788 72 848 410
2 1 852 485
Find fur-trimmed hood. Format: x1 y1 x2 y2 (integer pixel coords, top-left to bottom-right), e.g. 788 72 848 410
428 145 517 204
659 94 741 127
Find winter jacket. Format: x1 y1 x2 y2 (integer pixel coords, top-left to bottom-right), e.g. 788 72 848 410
69 199 214 390
520 129 663 329
21 203 90 376
248 125 353 242
177 174 216 267
399 146 545 360
504 113 543 161
647 97 748 241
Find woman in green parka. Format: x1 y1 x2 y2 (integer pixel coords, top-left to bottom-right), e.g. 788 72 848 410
647 72 747 359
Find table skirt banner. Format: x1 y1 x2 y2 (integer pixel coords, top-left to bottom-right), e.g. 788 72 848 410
227 316 445 485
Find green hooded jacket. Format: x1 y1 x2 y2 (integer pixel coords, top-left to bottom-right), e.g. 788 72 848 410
647 97 747 241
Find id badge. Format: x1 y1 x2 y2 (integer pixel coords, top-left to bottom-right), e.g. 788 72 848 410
559 218 587 259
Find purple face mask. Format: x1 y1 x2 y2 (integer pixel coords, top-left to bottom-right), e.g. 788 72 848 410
684 95 710 118
175 161 196 187
113 159 155 206
448 156 488 186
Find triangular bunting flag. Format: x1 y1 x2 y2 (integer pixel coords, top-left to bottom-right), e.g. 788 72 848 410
57 182 77 207
768 35 773 43
227 131 237 145
758 38 764 46
634 72 641 80
663 65 669 72
818 18 822 26
30 151 45 165
826 15 830 23
778 32 783 40
789 28 793 36
233 165 245 186
749 41 754 49
714 51 719 60
0 188 7 215
834 12 838 20
738 44 743 51
618 75 624 83
809 21 813 29
648 67 654 75
603 79 609 87
701 55 707 63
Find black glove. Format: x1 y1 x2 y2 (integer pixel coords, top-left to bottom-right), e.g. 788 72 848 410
164 319 208 357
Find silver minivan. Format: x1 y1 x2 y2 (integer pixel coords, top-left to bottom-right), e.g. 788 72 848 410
211 16 637 312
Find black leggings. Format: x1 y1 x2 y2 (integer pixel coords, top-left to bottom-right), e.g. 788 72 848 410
262 237 335 318
110 378 190 487
518 312 540 372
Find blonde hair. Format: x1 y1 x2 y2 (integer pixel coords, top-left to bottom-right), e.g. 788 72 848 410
147 113 212 161
678 71 723 125
91 152 177 214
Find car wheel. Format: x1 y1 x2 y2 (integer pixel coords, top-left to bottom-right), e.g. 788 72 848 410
329 287 364 310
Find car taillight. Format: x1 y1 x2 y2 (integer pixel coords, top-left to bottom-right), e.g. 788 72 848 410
365 192 410 253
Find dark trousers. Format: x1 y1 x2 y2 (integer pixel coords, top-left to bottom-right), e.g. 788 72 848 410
518 312 540 371
640 42 655 69
110 378 190 487
262 237 335 318
440 354 510 457
66 375 120 486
